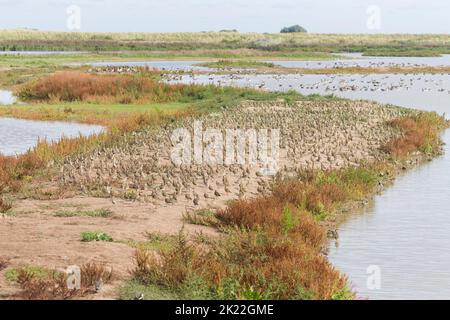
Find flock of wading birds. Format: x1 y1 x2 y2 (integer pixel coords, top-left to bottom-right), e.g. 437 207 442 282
60 100 409 209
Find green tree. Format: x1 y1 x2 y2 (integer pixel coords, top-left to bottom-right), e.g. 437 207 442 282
280 25 307 33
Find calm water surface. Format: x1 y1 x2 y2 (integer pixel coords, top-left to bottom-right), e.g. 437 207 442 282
1 90 102 155
328 130 450 299
89 60 211 71
268 54 450 69
88 55 450 71
0 118 104 156
171 68 450 299
0 90 17 105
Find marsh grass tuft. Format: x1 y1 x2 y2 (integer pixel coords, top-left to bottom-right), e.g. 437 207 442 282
131 226 347 300
0 196 12 213
0 257 9 271
183 209 219 227
81 231 113 242
5 266 53 283
124 232 179 252
6 262 113 300
54 208 112 218
80 262 113 288
382 113 448 158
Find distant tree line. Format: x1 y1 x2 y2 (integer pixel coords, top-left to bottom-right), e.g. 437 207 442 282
280 25 307 33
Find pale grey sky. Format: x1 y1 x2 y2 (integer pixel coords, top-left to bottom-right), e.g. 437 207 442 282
0 0 449 33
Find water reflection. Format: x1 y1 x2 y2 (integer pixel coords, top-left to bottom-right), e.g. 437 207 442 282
0 118 104 156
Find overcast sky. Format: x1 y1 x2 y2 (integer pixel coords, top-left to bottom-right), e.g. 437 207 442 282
0 0 449 33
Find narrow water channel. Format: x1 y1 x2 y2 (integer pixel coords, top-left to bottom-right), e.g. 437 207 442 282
326 92 450 300
328 129 450 299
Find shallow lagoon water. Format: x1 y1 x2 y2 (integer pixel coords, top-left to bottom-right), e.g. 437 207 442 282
90 54 450 71
0 118 104 156
171 69 450 299
268 54 450 69
0 90 16 105
328 130 450 299
170 73 450 115
89 60 212 71
86 54 450 73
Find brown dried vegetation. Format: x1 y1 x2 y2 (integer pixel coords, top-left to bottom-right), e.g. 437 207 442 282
382 113 447 158
17 71 184 104
12 262 113 300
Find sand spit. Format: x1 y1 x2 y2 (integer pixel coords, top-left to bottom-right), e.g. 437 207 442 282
61 100 409 210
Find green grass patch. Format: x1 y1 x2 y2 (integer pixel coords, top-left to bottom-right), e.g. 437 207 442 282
80 231 113 242
124 232 178 252
0 101 190 125
5 266 53 283
120 280 179 300
183 209 218 227
16 101 189 114
120 276 213 300
54 208 113 218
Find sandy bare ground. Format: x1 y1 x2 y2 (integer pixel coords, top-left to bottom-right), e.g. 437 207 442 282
0 196 219 299
0 100 412 299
